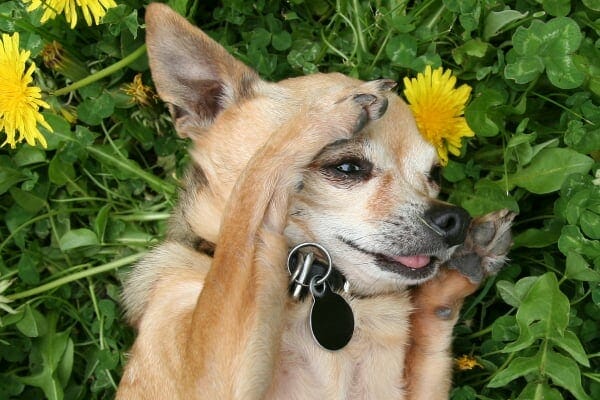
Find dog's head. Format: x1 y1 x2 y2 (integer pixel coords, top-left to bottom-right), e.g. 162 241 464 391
146 4 471 295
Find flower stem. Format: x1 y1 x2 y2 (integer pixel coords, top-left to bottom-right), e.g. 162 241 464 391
7 252 146 301
53 44 147 96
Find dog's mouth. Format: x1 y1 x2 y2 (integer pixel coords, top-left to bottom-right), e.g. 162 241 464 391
339 236 440 281
374 252 439 280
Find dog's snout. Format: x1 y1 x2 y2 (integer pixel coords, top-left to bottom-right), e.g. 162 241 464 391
424 205 471 246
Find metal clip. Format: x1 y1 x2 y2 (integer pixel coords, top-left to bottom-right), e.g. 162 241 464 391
287 242 333 300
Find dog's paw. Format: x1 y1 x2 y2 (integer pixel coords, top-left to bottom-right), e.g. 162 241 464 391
446 209 516 284
310 81 393 142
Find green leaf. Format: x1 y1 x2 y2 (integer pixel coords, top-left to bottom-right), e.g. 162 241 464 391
564 189 591 225
94 204 111 242
496 281 521 307
565 121 600 154
540 0 571 17
442 160 466 182
19 319 71 400
583 0 600 11
59 229 99 251
0 163 26 194
545 350 592 400
592 285 600 306
483 9 528 40
465 89 506 137
496 277 539 307
56 338 74 386
9 187 46 214
13 146 46 167
77 93 116 126
250 28 271 48
17 252 39 285
558 225 600 258
166 0 189 15
488 353 540 387
504 55 545 84
545 53 586 89
565 252 600 282
385 34 417 67
549 329 590 367
581 210 600 239
272 31 292 51
42 113 72 151
96 348 119 370
18 370 63 400
451 385 477 400
452 39 489 65
513 225 562 248
16 305 47 338
505 17 584 89
509 148 593 194
460 180 519 216
506 273 570 352
518 382 564 400
48 155 75 186
512 22 544 54
491 315 519 341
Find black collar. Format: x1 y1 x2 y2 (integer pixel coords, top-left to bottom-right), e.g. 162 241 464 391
191 237 347 300
287 252 347 301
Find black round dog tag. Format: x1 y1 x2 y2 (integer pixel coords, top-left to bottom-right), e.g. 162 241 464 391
309 282 354 351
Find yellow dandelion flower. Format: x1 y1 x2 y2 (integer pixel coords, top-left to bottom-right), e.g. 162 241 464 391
0 33 51 149
24 0 117 29
455 354 482 371
122 74 158 107
403 66 474 166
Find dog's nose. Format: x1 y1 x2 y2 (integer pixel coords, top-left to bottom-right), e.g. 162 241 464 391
424 204 471 246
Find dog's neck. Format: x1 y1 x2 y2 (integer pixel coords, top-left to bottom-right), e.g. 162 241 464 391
191 235 348 301
288 259 348 301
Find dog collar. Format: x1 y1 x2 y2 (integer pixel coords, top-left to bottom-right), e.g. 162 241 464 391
287 243 354 351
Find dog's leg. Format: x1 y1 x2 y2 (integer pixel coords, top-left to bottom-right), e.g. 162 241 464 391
405 209 515 400
181 89 390 399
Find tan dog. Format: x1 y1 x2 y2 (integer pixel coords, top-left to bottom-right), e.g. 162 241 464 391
116 4 515 399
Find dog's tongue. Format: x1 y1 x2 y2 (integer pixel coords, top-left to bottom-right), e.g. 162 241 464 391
392 255 430 269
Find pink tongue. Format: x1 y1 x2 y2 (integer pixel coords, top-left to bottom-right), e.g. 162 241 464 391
392 255 431 269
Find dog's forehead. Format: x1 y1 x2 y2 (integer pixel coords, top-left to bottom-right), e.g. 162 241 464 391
276 74 438 166
279 72 362 93
366 95 438 169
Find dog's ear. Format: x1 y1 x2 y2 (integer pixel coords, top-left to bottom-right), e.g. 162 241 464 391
145 3 260 136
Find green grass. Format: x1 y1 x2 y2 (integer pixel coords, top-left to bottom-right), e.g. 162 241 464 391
1 0 599 399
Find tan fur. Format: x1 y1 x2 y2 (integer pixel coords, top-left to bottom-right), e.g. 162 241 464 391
117 4 514 399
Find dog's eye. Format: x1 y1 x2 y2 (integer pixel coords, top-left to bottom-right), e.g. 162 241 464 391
325 158 373 180
336 163 362 173
428 165 443 186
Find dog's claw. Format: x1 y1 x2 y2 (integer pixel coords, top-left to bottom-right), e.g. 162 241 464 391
348 92 389 127
352 93 378 105
314 86 390 143
447 209 516 284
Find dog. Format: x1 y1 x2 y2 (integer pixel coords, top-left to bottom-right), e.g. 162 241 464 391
116 4 515 399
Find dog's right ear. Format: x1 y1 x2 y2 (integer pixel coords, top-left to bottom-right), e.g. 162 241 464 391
145 3 261 136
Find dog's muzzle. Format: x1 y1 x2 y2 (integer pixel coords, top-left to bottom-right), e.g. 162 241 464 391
423 204 471 247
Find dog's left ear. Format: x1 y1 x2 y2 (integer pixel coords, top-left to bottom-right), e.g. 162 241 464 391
145 3 261 135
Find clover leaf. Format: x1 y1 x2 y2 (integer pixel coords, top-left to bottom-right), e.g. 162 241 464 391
505 17 585 89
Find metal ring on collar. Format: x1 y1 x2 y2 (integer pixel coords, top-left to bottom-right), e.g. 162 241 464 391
286 242 333 286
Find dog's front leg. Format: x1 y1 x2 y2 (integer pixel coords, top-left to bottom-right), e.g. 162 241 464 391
182 89 389 399
405 209 515 400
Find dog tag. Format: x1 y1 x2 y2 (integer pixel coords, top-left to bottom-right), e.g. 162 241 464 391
309 279 354 351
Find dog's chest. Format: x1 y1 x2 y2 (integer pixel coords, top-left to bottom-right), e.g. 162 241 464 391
267 292 412 400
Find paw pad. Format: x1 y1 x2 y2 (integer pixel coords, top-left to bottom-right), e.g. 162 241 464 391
447 209 516 283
